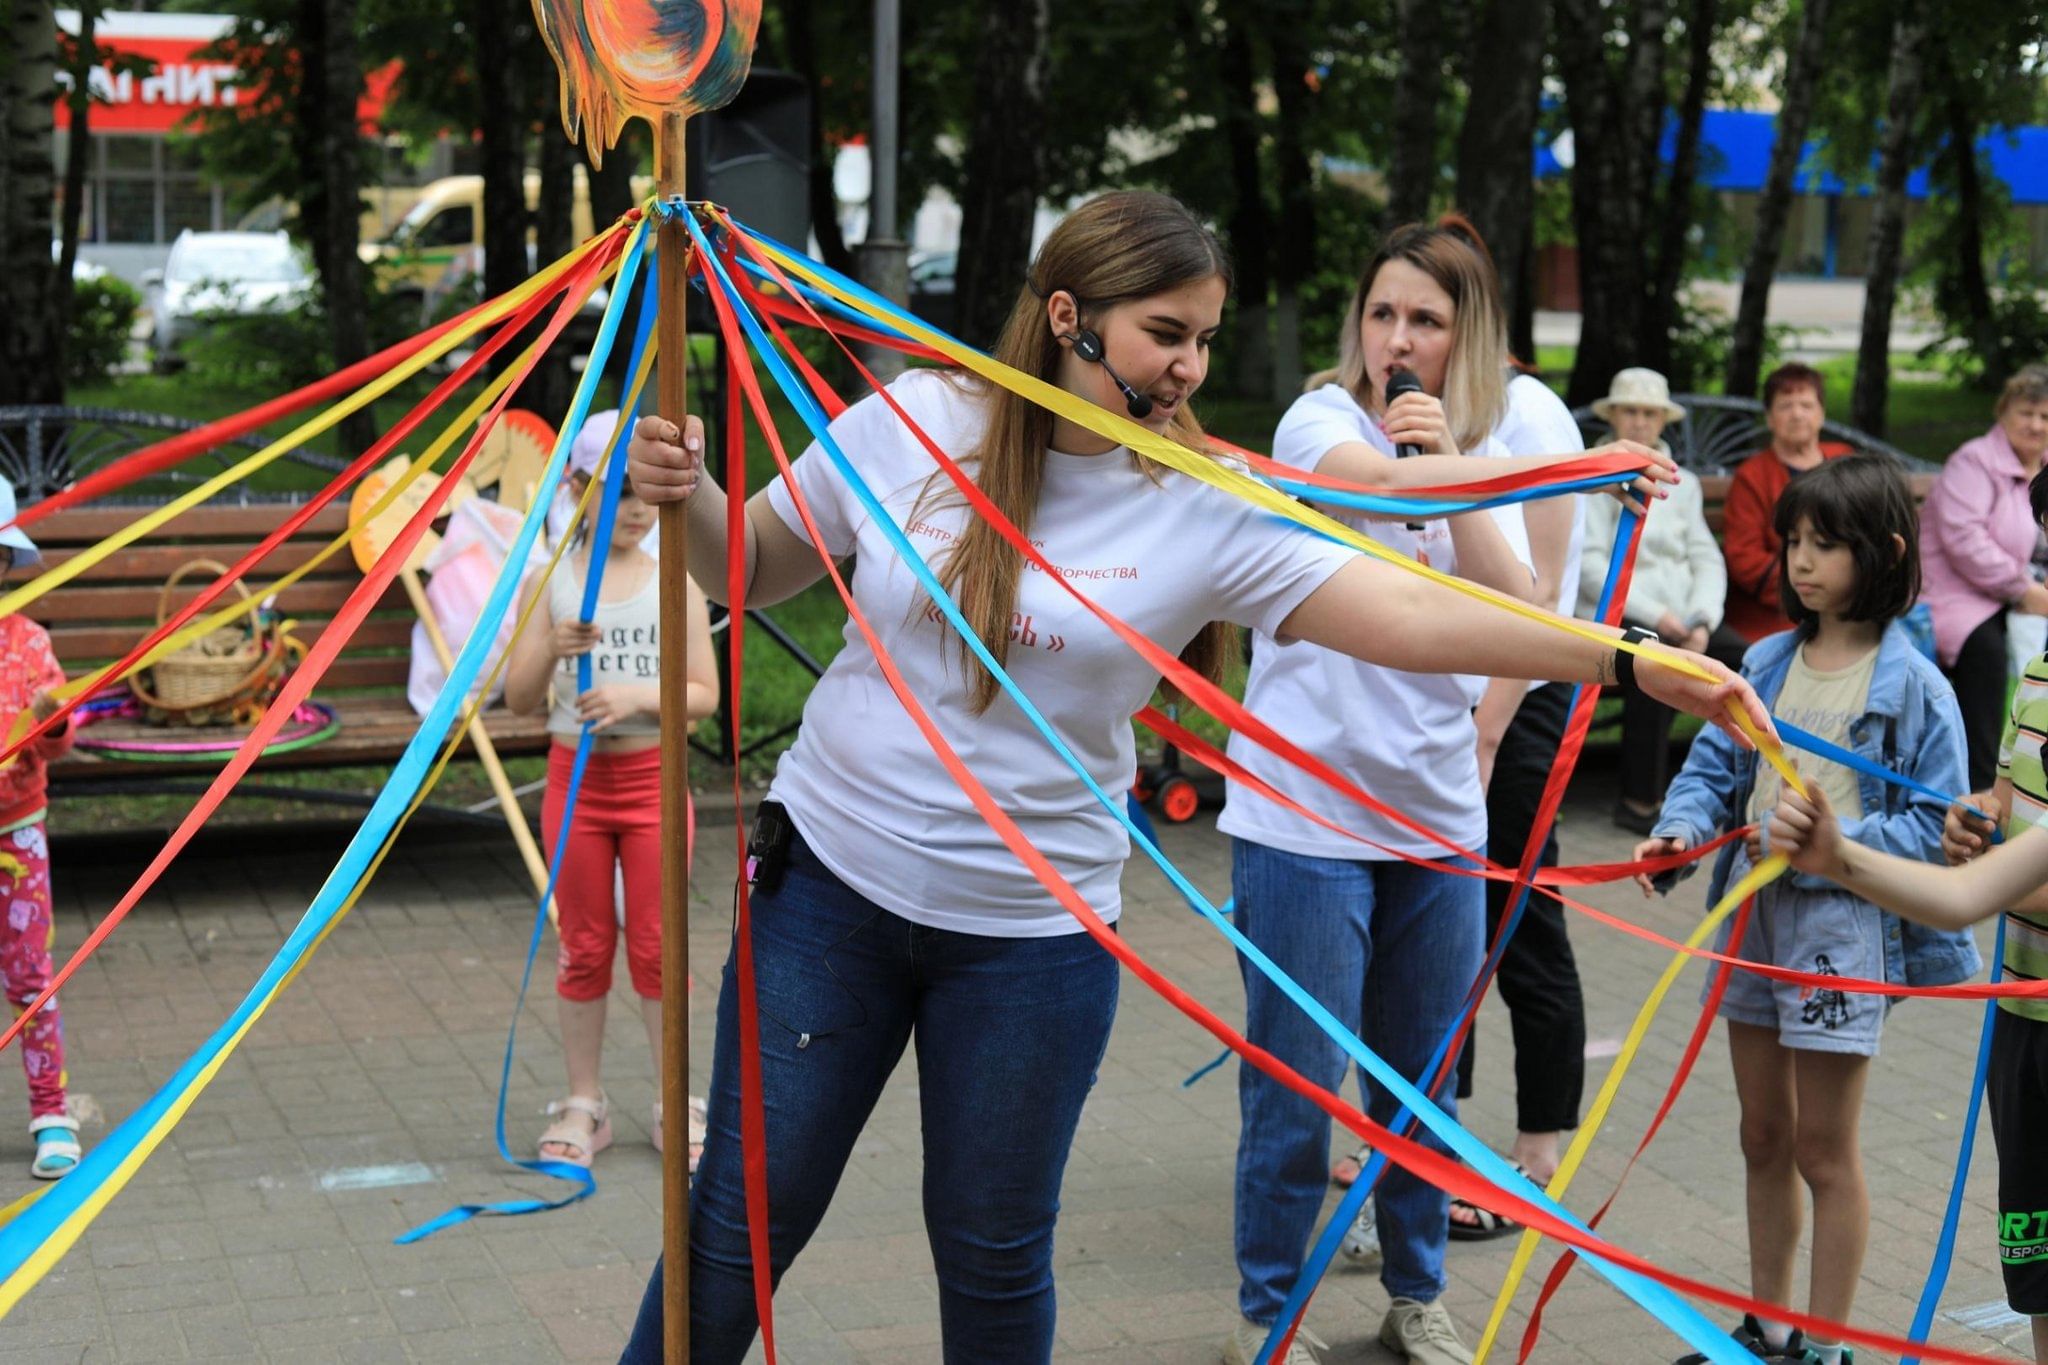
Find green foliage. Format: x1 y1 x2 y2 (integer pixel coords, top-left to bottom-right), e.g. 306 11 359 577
1663 290 1802 394
65 273 139 386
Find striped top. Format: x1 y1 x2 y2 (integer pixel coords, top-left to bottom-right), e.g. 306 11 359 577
1997 652 2048 1020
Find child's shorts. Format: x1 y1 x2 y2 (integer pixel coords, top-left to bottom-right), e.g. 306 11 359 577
1990 1005 2048 1314
1709 886 1886 1056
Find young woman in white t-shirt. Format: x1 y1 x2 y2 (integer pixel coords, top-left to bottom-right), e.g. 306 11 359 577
1215 217 1629 1363
616 191 1768 1365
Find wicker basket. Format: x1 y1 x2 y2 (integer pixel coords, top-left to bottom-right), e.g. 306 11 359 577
129 559 292 726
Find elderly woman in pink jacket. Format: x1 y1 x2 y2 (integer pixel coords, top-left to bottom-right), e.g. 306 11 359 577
1920 363 2048 790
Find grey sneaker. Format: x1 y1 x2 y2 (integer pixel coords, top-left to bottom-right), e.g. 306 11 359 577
1379 1297 1473 1365
1339 1198 1382 1269
1222 1316 1326 1365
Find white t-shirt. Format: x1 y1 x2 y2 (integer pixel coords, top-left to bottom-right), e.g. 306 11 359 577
763 369 1354 936
1495 373 1586 616
1216 384 1536 860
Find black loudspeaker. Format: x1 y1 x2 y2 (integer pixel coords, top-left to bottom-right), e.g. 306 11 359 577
686 68 811 253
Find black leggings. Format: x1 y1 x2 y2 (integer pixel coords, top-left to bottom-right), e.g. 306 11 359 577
1616 625 1751 808
1455 681 1584 1133
1946 609 2010 793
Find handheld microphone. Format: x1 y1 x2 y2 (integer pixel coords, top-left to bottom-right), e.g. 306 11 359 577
1070 329 1154 419
1383 366 1426 530
1384 367 1425 459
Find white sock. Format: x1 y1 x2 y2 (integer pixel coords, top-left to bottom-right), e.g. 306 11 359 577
1758 1319 1794 1351
1807 1340 1844 1364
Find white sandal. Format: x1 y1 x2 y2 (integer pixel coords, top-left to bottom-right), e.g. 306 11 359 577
648 1096 709 1175
536 1094 612 1168
29 1114 82 1180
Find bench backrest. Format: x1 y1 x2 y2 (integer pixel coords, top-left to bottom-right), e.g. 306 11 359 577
1567 393 1937 476
29 500 412 696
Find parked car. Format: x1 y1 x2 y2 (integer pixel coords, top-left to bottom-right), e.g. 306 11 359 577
143 230 314 370
908 250 956 334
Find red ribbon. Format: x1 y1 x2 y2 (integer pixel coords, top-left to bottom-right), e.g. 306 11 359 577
0 238 619 1055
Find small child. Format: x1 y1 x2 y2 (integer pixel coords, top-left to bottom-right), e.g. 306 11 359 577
503 419 718 1169
1772 459 2048 1365
0 477 82 1178
1633 456 1978 1364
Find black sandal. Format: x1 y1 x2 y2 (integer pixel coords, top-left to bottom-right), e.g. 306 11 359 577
1447 1162 1527 1241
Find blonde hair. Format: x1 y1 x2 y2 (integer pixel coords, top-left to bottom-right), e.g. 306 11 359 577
1314 213 1508 451
936 190 1236 713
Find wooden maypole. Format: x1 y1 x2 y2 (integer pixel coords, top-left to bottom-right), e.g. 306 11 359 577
527 4 762 1358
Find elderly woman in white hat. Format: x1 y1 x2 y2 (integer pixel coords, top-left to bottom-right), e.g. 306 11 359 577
1580 369 1749 830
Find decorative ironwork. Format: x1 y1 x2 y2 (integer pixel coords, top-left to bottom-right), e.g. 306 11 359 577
0 407 346 506
1568 394 1934 475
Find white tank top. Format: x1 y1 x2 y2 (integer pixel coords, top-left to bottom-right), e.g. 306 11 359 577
545 553 662 738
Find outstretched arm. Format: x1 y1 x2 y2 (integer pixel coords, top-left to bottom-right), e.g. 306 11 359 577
1771 783 2048 931
1279 555 1774 748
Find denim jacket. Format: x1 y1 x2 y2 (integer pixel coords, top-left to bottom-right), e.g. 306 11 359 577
1652 621 1983 988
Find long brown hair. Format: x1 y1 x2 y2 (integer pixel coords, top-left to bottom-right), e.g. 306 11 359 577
937 190 1235 712
1313 212 1509 450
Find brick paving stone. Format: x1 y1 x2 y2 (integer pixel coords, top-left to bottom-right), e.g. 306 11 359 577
0 774 2019 1361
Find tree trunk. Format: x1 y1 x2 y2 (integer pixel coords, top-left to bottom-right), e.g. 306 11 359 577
1455 0 1549 356
588 122 638 228
782 0 853 278
320 0 373 456
953 0 1048 350
1724 0 1831 398
1942 82 2004 385
54 1 101 366
0 0 61 406
476 0 531 347
1644 0 1718 383
533 57 577 421
1218 14 1271 396
293 0 330 290
1268 16 1314 403
1383 0 1445 228
1556 0 1670 406
1850 0 1928 436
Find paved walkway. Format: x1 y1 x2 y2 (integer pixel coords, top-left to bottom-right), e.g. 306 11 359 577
0 768 2025 1362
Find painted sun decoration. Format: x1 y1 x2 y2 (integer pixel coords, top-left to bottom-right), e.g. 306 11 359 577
531 0 763 163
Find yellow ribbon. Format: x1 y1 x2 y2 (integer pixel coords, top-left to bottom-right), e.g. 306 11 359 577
744 230 1805 796
0 236 629 769
0 223 625 623
746 227 1831 1350
0 334 656 1310
1472 854 1787 1360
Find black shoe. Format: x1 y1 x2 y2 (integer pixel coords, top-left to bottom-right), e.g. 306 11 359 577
1674 1314 1806 1363
1611 800 1660 836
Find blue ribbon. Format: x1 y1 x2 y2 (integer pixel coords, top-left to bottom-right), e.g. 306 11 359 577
397 234 659 1245
1903 915 2006 1362
1258 507 1641 1363
695 213 1746 1362
0 224 649 1278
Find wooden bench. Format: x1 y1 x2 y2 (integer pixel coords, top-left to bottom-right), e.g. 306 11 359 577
31 499 550 789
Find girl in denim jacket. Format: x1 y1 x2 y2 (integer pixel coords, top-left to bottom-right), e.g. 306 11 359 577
1634 456 1978 1365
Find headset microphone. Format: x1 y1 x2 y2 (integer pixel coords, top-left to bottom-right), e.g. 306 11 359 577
1070 329 1155 419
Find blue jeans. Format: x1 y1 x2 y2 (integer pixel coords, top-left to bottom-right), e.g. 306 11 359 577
1231 839 1484 1319
621 831 1119 1364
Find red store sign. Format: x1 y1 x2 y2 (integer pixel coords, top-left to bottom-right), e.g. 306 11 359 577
53 10 394 136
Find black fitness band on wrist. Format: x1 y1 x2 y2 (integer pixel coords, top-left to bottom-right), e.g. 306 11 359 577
1614 625 1657 693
